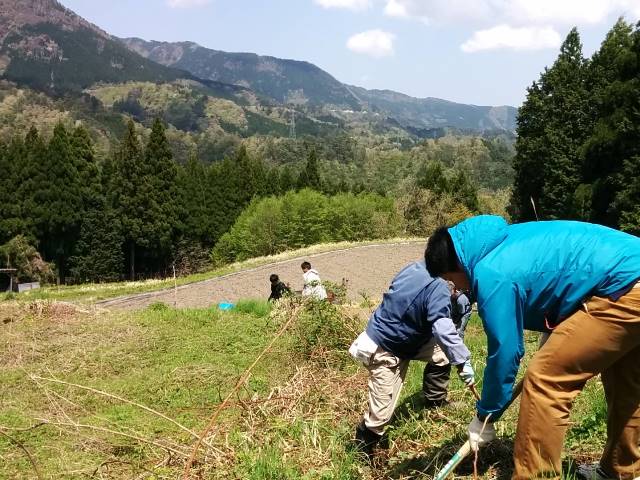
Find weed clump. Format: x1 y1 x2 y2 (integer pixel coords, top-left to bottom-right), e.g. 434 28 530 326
147 302 170 311
235 299 271 318
323 280 348 304
270 297 361 368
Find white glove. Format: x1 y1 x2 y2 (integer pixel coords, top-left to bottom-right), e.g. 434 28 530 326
348 331 378 367
468 415 496 451
457 360 475 386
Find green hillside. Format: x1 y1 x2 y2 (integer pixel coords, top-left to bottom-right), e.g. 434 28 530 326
1 24 186 94
124 38 362 109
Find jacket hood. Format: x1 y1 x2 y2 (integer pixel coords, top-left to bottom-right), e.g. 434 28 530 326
304 269 321 280
448 215 508 279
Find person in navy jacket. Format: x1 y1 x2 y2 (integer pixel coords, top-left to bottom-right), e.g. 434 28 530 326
349 260 474 456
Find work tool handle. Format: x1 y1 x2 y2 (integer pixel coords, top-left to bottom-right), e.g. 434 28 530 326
433 441 472 480
431 380 524 480
469 384 481 401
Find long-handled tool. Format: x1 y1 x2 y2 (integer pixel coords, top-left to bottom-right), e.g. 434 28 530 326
432 380 524 480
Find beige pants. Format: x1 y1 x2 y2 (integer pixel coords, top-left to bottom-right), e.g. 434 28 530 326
364 339 448 434
513 286 640 480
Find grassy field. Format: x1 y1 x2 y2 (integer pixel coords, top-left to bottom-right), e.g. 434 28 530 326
0 297 606 479
0 238 422 305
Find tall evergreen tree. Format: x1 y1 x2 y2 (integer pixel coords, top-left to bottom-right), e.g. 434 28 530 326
35 123 84 283
0 138 19 244
449 170 479 212
70 207 124 283
511 28 589 221
0 129 43 244
416 161 449 194
265 167 282 196
109 121 148 280
298 148 322 190
208 146 268 243
582 19 635 226
583 22 640 233
144 118 180 259
71 125 101 209
69 125 124 282
20 127 47 241
179 152 215 244
279 166 296 193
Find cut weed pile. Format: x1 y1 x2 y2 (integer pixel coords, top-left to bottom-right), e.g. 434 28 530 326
0 298 606 479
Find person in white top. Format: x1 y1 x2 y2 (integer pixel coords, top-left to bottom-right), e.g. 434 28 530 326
300 261 327 300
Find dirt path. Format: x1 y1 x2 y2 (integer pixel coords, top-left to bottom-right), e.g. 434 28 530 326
98 241 426 310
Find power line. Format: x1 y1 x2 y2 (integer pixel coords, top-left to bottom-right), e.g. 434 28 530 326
289 108 296 139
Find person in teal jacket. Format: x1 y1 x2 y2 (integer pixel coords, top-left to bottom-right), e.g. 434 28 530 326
425 215 640 480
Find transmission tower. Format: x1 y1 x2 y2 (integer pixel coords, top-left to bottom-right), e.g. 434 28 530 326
289 108 296 139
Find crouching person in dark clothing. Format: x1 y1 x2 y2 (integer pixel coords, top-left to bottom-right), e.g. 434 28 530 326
450 281 472 339
268 274 291 302
349 260 474 457
422 281 473 405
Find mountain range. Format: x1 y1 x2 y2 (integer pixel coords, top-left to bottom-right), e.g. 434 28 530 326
123 37 517 132
0 0 517 140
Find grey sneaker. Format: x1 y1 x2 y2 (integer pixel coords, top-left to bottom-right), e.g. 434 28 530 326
576 464 615 480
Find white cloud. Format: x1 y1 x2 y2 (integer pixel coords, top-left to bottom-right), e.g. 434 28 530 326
347 30 396 57
383 0 640 25
505 0 623 25
383 0 494 24
314 0 371 11
167 0 211 8
461 25 562 52
384 0 409 18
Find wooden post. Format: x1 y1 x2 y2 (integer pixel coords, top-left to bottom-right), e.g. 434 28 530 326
7 254 11 293
130 243 135 281
173 264 177 308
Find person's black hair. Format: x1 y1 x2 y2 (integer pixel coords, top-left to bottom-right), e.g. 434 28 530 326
425 226 460 277
270 274 279 283
301 261 311 270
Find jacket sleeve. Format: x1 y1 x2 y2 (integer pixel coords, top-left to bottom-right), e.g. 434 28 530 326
457 295 472 334
432 317 470 365
476 271 525 421
426 280 470 365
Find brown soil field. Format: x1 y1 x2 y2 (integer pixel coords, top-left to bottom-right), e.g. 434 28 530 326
98 241 426 310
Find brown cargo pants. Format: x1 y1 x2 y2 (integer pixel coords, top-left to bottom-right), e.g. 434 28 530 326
513 285 640 480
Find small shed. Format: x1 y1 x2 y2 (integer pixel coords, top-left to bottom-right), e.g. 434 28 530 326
0 268 17 292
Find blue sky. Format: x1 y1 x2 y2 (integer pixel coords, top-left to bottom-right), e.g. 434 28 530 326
60 0 640 107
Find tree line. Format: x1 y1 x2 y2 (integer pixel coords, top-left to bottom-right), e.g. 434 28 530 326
511 19 640 235
0 119 338 284
0 117 502 286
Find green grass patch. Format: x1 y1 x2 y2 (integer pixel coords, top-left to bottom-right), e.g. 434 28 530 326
235 299 272 318
0 306 606 479
0 303 293 478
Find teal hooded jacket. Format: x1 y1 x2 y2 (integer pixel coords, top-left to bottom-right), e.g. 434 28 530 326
448 215 640 420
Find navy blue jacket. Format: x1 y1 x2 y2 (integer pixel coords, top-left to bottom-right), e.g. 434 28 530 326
366 261 467 361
